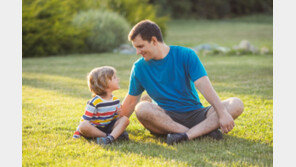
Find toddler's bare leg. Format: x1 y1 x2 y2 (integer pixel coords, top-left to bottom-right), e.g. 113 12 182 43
78 121 106 138
110 116 130 139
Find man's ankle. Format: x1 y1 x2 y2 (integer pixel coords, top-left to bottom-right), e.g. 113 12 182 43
183 133 189 140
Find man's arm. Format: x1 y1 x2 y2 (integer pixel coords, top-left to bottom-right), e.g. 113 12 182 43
121 94 141 118
194 76 234 133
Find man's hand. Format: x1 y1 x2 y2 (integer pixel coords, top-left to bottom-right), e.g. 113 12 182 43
194 76 235 133
219 111 235 133
116 106 122 115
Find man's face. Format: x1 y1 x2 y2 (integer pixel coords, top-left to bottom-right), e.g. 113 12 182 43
132 35 157 61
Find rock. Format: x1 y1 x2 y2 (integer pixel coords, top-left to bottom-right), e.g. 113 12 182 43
249 45 258 53
233 40 258 53
118 44 133 50
238 40 252 50
193 44 231 55
193 44 219 52
113 44 136 54
260 47 269 54
216 46 230 53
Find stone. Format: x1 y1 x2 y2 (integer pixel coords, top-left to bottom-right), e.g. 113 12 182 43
194 44 213 51
233 40 258 53
260 47 269 55
113 44 136 55
216 46 230 53
238 40 251 50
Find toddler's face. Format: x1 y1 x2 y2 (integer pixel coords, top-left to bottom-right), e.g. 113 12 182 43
108 74 120 91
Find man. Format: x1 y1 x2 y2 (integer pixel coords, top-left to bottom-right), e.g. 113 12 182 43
121 20 244 145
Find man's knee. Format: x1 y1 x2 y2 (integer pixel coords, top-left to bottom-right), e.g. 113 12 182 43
230 97 244 116
135 101 152 119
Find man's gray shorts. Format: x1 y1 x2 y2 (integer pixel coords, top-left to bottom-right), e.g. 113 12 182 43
165 106 212 128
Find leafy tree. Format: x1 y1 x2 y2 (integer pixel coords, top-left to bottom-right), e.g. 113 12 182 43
23 0 168 57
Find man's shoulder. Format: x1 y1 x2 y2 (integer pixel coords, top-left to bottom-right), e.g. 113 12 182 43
132 57 142 64
133 57 146 68
171 45 194 51
170 45 196 56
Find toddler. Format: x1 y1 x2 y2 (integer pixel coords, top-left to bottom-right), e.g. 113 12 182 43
73 66 129 145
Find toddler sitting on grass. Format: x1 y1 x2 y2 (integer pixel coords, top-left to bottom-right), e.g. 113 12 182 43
73 66 129 145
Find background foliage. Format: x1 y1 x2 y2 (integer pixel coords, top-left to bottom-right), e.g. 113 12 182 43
72 10 130 53
22 0 167 57
149 0 272 19
103 0 168 36
22 0 272 57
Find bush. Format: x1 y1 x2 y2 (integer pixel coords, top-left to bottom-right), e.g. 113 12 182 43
72 10 130 53
22 0 168 57
22 0 102 57
151 0 231 19
149 0 272 19
191 0 231 19
229 0 273 16
105 0 169 37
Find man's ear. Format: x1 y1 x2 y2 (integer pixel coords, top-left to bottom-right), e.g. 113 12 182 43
151 36 158 46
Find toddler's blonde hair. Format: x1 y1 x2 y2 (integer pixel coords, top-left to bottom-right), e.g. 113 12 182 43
87 66 116 96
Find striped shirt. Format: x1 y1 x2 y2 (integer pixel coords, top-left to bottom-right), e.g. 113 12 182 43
73 95 120 138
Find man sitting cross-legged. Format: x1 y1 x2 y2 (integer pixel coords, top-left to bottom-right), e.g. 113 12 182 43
121 20 244 145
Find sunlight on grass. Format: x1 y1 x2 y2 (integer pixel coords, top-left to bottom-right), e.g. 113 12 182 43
23 53 273 166
166 17 273 49
23 17 273 166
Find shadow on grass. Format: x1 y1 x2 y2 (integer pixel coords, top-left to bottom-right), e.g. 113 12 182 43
103 134 272 166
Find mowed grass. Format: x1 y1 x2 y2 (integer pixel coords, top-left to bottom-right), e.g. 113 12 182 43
166 14 273 49
23 16 273 167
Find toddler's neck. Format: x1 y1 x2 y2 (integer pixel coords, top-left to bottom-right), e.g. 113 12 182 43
100 91 113 101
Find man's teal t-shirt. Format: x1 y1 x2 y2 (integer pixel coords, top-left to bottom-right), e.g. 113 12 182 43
128 45 207 113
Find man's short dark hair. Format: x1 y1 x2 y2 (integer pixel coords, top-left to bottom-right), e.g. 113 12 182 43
128 20 163 43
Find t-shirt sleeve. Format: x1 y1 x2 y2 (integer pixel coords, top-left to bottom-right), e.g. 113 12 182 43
186 49 207 82
82 101 96 121
128 64 144 96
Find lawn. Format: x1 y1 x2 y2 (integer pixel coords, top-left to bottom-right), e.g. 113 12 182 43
22 15 273 167
166 14 273 49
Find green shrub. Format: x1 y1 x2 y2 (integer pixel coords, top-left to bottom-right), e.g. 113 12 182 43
149 0 272 19
22 0 103 57
151 0 231 19
22 0 168 57
104 0 169 37
72 10 130 53
229 0 273 15
192 0 231 19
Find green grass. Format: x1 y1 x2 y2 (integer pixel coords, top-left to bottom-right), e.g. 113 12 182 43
23 15 273 167
166 14 273 50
